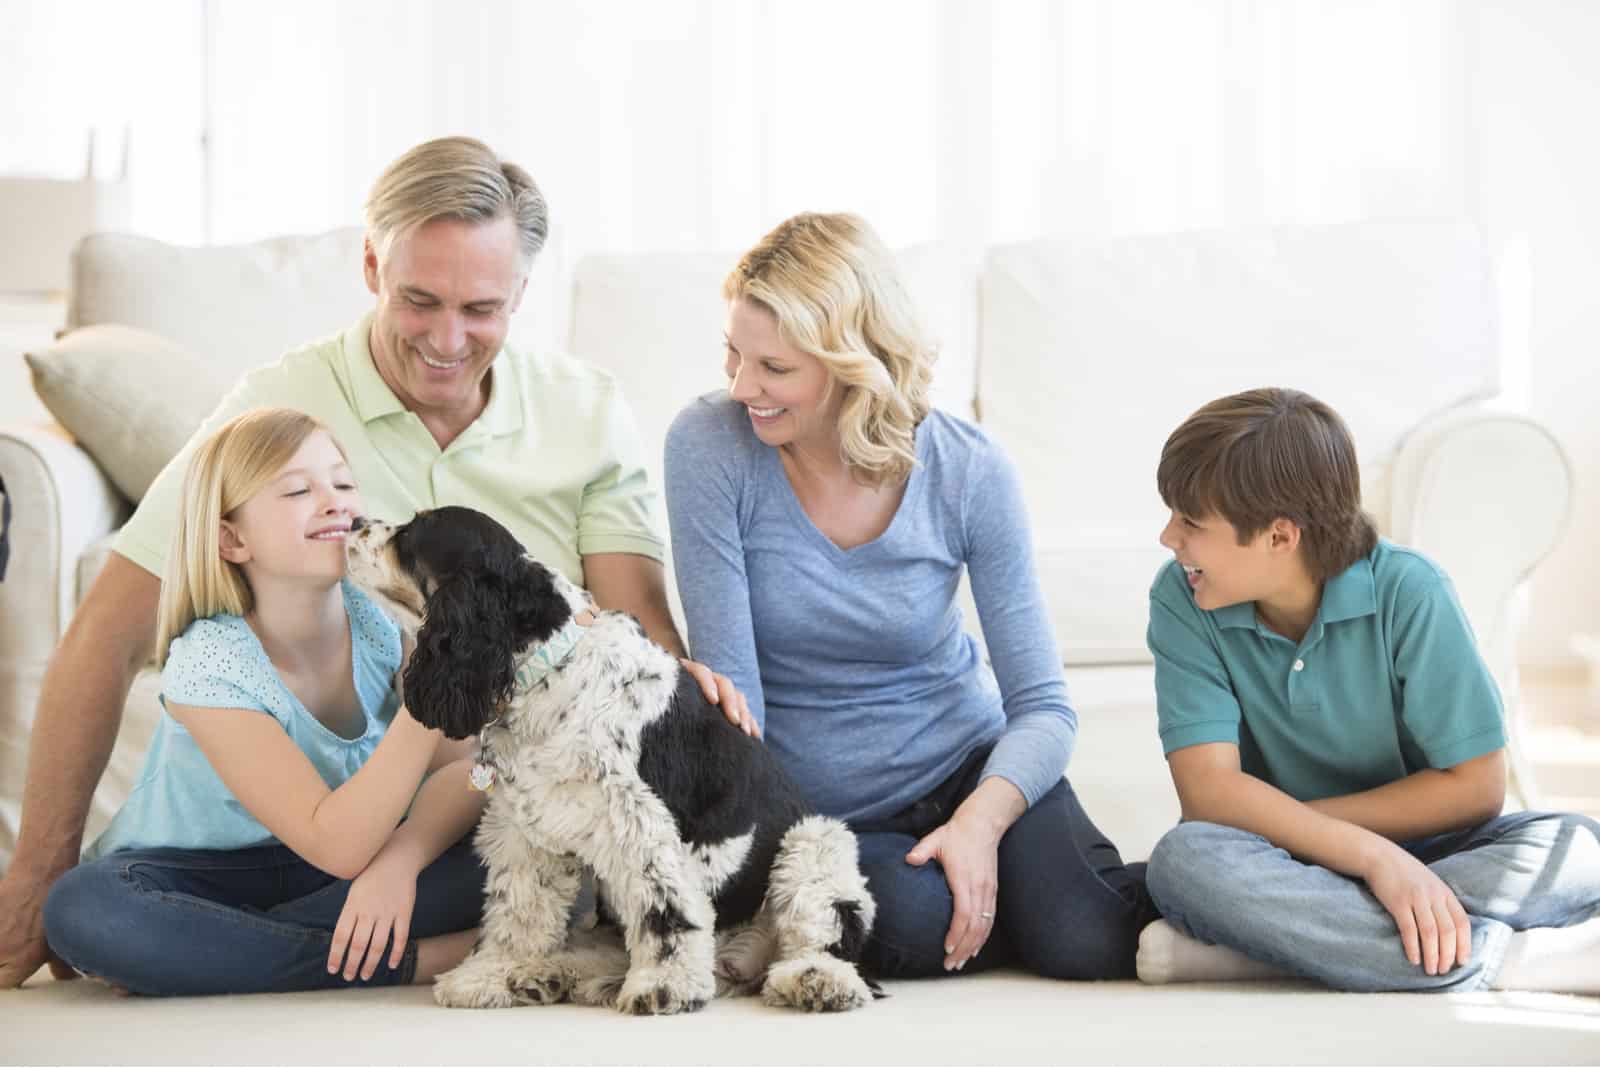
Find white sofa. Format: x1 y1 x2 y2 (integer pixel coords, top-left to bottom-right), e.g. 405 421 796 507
0 220 1572 875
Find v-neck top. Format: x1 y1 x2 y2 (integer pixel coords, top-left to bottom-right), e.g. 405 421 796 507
665 394 1076 825
85 580 401 858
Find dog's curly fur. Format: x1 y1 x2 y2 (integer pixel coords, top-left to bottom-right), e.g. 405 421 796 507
346 506 879 1014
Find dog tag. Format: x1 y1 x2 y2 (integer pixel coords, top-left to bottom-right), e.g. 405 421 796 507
469 762 496 792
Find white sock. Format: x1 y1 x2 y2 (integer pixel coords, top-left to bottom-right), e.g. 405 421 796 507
1137 919 1292 984
1491 916 1600 995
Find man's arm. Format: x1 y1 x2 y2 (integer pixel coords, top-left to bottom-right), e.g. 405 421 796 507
0 553 159 987
582 551 685 655
581 551 755 734
1305 749 1506 840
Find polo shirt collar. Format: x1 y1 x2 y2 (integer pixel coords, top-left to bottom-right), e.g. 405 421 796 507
345 312 525 440
1317 553 1378 624
1212 553 1378 635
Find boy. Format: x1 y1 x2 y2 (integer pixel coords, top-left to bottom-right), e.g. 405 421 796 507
1137 387 1599 993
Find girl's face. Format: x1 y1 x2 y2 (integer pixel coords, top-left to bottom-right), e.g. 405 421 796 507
723 298 839 451
220 431 363 586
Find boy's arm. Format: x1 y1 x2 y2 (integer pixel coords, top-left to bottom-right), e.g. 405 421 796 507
1304 748 1505 840
1168 741 1475 976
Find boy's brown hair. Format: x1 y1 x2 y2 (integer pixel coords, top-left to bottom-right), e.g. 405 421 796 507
1157 388 1378 582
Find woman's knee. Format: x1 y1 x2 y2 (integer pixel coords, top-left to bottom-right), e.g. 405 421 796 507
856 841 955 979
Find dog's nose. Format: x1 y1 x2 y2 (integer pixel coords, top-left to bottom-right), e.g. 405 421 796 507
350 516 368 533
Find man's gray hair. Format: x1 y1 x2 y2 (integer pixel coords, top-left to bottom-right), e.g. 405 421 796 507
365 136 548 265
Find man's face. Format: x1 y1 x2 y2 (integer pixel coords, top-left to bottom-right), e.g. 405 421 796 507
364 215 528 422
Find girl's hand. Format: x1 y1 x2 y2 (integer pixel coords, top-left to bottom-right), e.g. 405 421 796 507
328 853 419 981
906 811 1003 971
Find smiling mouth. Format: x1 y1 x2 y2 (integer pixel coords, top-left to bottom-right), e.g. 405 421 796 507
749 406 786 418
419 351 467 370
309 530 349 541
1182 565 1204 586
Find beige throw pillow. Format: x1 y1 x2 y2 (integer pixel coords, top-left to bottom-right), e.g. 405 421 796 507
25 324 229 503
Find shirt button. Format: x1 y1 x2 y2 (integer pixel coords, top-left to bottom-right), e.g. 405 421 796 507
1293 659 1305 672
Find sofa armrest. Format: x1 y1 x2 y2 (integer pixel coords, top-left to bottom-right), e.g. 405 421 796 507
1385 409 1571 807
0 422 131 644
0 423 131 868
1387 410 1571 669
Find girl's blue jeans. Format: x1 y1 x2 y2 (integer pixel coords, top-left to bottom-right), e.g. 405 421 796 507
43 838 485 996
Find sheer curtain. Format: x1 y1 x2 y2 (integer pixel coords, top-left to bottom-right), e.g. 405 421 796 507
5 0 1467 338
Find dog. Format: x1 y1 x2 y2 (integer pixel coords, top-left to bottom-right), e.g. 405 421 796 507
344 505 879 1014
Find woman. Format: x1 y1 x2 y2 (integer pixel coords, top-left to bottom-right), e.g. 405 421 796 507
664 213 1151 979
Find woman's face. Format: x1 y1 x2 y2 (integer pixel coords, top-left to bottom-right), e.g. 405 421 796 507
723 298 838 451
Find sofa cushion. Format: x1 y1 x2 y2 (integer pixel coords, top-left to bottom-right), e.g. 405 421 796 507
25 325 229 503
568 243 979 490
67 228 372 379
981 220 1500 663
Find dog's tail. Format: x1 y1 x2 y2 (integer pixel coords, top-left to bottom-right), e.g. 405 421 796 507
768 815 886 998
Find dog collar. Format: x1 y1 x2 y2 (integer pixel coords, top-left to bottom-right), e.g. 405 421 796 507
511 615 586 695
470 617 587 794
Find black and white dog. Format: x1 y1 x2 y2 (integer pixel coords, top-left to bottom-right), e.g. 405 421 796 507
345 506 877 1014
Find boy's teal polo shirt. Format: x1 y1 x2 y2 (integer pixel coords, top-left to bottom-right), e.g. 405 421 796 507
1147 539 1505 801
117 312 663 586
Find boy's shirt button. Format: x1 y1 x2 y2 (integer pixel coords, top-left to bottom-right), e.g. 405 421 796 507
1293 659 1305 672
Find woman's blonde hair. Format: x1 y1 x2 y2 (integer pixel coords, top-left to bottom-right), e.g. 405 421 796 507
725 213 935 487
155 408 344 667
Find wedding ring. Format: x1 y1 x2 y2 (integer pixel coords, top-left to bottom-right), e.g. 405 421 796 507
980 911 995 920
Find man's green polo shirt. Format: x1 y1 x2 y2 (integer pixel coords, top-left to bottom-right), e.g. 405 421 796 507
1146 539 1505 801
117 313 663 586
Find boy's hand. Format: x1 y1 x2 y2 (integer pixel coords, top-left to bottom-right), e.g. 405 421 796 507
329 853 419 982
1361 840 1472 976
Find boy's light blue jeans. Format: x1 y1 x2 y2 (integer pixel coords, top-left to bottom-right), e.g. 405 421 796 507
1146 810 1600 991
43 839 485 996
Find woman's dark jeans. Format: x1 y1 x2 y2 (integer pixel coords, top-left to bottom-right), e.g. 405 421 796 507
851 745 1155 980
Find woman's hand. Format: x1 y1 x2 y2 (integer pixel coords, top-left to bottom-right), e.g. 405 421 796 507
328 852 420 981
680 658 759 737
905 777 1026 970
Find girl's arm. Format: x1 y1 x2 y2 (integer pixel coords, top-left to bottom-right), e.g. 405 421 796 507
170 700 441 879
364 739 485 876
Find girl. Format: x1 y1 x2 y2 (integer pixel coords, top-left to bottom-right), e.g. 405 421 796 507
43 408 485 995
664 214 1154 981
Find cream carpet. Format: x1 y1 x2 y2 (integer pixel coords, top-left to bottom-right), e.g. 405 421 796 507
6 969 1600 1065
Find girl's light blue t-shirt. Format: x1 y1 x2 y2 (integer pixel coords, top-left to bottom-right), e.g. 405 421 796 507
86 580 402 859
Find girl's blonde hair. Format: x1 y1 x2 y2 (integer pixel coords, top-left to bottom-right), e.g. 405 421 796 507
724 213 935 487
155 408 344 667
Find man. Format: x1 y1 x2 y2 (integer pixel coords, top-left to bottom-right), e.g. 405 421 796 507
0 137 750 988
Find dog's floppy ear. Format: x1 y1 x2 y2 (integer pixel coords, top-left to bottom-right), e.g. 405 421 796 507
404 571 522 739
507 555 573 648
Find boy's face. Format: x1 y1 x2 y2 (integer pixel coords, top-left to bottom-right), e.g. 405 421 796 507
1159 509 1283 611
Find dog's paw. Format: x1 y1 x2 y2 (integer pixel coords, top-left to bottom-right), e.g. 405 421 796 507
572 971 627 1008
506 959 573 1006
615 965 714 1016
761 955 873 1013
433 958 521 1010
